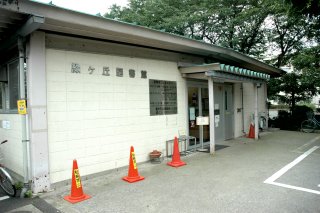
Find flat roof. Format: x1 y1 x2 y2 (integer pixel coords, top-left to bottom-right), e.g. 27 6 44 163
0 0 284 76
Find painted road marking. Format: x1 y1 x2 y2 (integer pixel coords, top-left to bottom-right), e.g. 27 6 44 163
270 182 320 195
265 146 319 183
264 145 320 195
294 135 320 153
0 195 10 201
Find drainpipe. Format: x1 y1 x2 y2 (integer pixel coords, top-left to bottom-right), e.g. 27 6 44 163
241 83 245 135
254 83 261 140
18 36 30 197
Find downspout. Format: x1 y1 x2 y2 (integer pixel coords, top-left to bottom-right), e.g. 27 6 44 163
241 83 245 135
254 83 260 140
18 36 31 197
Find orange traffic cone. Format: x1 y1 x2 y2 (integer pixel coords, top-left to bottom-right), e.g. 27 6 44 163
64 159 91 204
122 146 145 183
247 123 255 139
167 137 186 167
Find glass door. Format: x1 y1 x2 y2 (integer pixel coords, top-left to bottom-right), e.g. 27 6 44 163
201 88 210 144
187 86 210 149
188 87 200 147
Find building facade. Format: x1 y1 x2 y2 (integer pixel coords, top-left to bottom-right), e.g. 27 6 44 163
0 1 282 193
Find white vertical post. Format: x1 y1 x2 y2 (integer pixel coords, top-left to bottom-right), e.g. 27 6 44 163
264 82 268 129
254 83 259 140
185 80 189 137
208 77 215 154
26 31 50 193
198 87 203 149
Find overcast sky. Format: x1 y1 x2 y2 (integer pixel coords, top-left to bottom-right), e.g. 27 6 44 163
34 0 129 15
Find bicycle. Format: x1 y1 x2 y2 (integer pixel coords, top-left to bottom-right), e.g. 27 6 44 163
0 140 16 197
301 112 320 133
251 113 267 131
259 114 267 131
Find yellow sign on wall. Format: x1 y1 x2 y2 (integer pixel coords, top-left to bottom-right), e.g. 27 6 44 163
17 100 27 115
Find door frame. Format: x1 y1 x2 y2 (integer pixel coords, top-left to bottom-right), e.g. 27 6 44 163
186 80 209 149
186 80 235 146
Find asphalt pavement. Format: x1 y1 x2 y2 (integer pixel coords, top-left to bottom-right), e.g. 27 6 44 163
2 130 320 212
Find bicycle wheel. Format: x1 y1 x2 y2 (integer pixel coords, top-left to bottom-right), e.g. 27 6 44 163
301 120 316 133
259 116 267 130
0 168 16 197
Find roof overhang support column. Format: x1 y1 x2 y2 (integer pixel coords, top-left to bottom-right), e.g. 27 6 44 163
208 77 215 154
26 31 50 193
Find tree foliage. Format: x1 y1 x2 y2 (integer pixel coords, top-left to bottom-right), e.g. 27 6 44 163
105 0 320 108
268 72 317 110
105 0 273 57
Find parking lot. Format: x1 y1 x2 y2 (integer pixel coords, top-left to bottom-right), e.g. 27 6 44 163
3 130 320 213
264 135 320 195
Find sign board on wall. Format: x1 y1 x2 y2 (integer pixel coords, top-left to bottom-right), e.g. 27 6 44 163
1 120 11 129
149 79 177 115
17 100 27 115
196 116 209 125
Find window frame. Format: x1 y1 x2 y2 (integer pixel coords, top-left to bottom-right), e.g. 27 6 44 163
0 58 20 114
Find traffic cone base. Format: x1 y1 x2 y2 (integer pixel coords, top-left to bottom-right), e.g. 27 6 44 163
122 175 145 183
167 161 186 167
247 124 255 139
122 146 145 183
167 137 186 168
64 194 91 204
64 159 91 204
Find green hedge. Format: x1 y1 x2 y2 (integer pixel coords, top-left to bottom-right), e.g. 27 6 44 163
268 105 314 130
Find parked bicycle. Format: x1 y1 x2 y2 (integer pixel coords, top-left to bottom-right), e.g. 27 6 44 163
301 112 320 133
0 140 16 197
251 113 267 131
259 113 267 130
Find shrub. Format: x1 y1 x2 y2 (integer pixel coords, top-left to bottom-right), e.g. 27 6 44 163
269 105 313 131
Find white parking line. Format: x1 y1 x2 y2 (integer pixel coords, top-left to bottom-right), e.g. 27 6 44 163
264 146 320 195
265 146 319 183
0 195 10 201
270 182 320 195
295 136 320 152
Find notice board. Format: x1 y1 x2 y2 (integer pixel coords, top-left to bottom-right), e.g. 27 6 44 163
149 79 177 115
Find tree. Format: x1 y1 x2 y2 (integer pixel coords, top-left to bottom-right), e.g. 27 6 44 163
106 0 320 109
286 0 320 16
264 0 317 68
268 71 317 110
292 46 320 88
267 45 320 111
105 0 271 57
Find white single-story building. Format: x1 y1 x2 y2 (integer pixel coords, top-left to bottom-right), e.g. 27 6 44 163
0 1 283 193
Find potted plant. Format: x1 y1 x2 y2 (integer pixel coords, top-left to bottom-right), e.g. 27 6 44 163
149 150 162 162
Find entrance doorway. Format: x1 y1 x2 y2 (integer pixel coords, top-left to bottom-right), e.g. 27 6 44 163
187 81 234 149
187 84 209 149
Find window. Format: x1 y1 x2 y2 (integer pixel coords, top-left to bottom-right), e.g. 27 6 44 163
0 59 20 112
8 60 19 110
0 83 3 110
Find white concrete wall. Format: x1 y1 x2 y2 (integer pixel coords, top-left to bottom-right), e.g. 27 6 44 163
46 49 187 183
0 114 23 176
243 83 267 134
